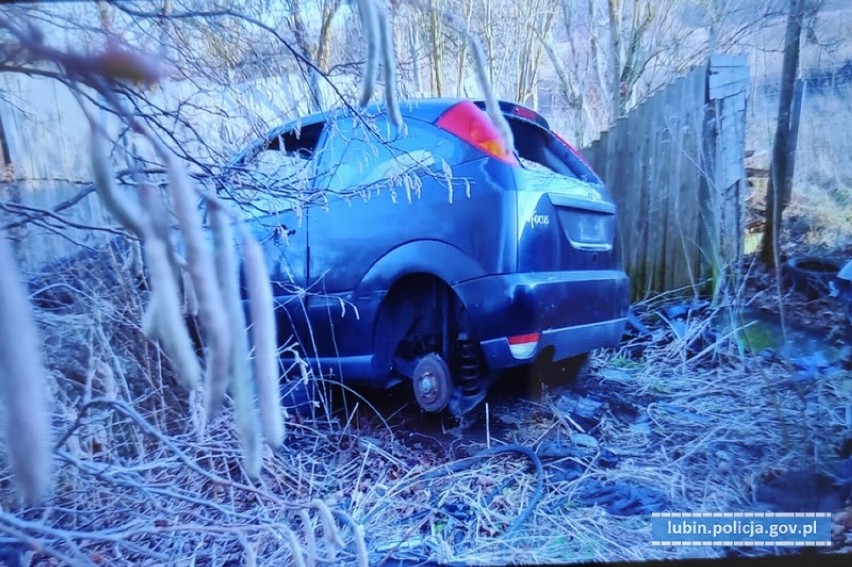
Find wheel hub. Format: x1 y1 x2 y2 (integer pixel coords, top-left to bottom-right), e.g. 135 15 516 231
412 353 452 412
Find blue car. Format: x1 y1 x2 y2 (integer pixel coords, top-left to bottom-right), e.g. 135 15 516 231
227 98 630 415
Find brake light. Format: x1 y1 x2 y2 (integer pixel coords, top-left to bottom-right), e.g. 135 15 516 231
512 105 539 121
436 101 517 165
507 332 540 359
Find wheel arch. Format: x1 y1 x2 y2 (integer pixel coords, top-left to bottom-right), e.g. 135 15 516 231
358 241 485 378
354 240 487 300
370 272 458 378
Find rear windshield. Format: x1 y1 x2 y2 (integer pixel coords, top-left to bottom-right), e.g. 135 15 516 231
507 116 599 184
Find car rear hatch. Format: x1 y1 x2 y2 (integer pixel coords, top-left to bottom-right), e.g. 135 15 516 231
515 169 619 272
496 106 620 273
435 99 620 273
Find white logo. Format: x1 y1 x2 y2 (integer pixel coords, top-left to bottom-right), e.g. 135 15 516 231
531 214 550 228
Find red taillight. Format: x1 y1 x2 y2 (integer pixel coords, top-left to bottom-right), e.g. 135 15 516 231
507 333 541 345
436 101 517 165
507 332 540 359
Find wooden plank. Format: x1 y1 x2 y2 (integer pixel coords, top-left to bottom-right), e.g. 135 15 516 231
709 77 748 99
683 69 707 292
709 65 749 86
656 80 675 292
694 66 710 289
715 103 735 189
611 115 628 283
719 92 747 267
709 56 749 272
627 102 646 295
716 94 748 194
665 75 688 292
655 91 675 292
608 128 628 274
680 67 705 289
644 92 664 295
708 62 749 99
634 94 654 297
635 93 653 297
580 139 600 172
597 130 609 182
715 98 728 267
735 91 748 261
696 67 716 287
660 89 677 293
728 89 747 112
604 124 618 211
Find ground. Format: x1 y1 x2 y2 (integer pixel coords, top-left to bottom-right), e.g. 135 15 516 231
5 236 851 564
321 278 852 564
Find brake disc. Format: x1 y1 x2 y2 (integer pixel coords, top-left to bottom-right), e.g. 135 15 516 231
412 353 452 413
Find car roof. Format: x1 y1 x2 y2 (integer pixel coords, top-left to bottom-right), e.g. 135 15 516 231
281 98 550 132
288 98 468 128
229 98 551 167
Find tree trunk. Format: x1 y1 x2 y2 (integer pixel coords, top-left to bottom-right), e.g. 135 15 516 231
527 6 555 108
316 0 341 73
159 0 173 60
484 0 494 87
760 0 804 268
287 0 323 112
429 0 443 96
606 0 623 120
456 0 474 97
408 21 423 95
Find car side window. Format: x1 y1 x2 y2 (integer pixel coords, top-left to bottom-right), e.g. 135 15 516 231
232 125 322 218
324 131 395 192
247 146 313 186
323 120 442 193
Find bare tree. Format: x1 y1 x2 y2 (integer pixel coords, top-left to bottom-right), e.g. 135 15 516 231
760 0 805 268
604 0 654 118
285 0 342 111
428 0 445 96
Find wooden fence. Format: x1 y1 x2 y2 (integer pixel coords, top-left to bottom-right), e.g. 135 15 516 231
581 55 749 299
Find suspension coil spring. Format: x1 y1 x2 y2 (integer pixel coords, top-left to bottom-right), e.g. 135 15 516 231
456 334 482 397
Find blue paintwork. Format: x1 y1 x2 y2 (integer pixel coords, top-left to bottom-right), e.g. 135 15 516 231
233 98 631 387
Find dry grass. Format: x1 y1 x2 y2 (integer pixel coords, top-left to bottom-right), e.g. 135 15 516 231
338 315 851 564
2 244 851 565
747 84 852 254
786 83 852 252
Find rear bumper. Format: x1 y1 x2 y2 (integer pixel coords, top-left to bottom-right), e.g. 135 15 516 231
452 270 629 368
479 318 626 368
